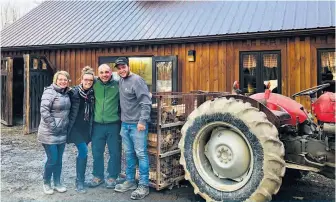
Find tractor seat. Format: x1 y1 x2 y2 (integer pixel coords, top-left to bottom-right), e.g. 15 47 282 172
271 110 291 123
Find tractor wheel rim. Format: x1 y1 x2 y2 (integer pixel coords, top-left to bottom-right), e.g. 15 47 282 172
193 121 254 192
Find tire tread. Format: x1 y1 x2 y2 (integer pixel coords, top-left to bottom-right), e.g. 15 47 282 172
179 97 285 202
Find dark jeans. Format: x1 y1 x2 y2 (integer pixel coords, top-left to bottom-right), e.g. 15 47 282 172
120 122 149 186
42 143 65 185
75 142 88 159
92 122 121 180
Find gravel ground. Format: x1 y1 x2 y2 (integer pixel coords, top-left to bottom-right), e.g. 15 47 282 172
1 125 335 202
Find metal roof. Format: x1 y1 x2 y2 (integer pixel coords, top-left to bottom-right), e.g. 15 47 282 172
1 1 335 48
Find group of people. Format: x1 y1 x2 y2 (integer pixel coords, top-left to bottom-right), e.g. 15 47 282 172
37 57 152 200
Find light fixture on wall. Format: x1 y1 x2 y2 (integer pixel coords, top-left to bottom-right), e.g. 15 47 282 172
188 50 196 62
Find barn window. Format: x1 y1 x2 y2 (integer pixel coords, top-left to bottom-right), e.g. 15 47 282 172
240 51 281 94
155 61 173 92
98 56 153 91
318 49 335 93
129 57 153 91
99 56 178 93
319 50 335 81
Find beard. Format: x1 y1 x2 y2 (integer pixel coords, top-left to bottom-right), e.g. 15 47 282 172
120 70 130 78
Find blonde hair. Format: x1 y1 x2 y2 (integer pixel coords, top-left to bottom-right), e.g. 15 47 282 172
81 66 94 79
53 71 70 84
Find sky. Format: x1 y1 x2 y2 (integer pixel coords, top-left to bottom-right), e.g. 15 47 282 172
8 0 42 16
1 0 42 30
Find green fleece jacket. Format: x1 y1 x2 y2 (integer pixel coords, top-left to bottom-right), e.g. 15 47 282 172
93 78 120 123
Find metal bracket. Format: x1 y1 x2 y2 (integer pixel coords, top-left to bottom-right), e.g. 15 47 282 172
300 137 308 153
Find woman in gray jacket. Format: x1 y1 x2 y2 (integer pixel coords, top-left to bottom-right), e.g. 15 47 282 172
37 70 71 195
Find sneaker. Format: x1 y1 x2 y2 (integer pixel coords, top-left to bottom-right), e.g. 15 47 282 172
86 177 104 188
54 184 67 193
130 185 149 200
43 183 54 195
105 178 117 189
116 176 126 184
114 181 137 192
76 181 87 194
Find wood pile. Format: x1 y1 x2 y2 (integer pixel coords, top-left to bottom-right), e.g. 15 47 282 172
147 128 181 154
151 103 186 124
133 154 183 183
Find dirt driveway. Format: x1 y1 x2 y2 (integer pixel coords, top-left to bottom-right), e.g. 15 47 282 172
1 125 335 202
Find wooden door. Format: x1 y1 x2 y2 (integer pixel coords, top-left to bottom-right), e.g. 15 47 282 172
23 54 53 134
0 57 13 126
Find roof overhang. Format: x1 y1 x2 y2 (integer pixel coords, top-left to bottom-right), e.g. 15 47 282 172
1 27 335 52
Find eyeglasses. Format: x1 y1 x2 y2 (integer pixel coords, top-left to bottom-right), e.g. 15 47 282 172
57 79 68 82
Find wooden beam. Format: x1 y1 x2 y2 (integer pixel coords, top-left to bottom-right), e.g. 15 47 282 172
203 43 210 91
23 54 30 135
294 37 301 103
6 57 13 126
70 49 76 84
210 42 219 91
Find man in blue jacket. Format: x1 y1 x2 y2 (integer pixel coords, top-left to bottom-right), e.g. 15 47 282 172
114 57 151 200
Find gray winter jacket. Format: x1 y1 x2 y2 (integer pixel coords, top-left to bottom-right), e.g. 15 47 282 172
37 84 71 144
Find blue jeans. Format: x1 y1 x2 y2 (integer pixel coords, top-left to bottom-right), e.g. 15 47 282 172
75 142 88 159
120 122 149 186
92 122 121 180
42 143 65 185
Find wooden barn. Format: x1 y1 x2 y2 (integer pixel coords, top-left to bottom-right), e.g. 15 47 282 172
1 1 335 134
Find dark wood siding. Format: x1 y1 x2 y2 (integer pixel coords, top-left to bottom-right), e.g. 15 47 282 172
2 34 335 109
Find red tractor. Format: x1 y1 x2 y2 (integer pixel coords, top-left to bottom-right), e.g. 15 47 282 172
178 83 335 202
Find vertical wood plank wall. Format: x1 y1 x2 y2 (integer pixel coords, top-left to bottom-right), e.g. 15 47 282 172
2 34 335 109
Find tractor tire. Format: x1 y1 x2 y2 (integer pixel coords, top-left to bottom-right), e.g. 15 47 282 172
179 97 286 202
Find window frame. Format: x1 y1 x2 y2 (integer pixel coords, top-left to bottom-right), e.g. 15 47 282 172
98 56 119 66
317 48 335 85
239 50 281 94
98 56 178 93
152 56 178 93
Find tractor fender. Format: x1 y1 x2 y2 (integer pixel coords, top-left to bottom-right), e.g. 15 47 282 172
220 94 281 128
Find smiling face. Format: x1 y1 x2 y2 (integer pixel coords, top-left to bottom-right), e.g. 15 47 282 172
81 74 94 90
56 74 69 89
117 64 130 78
98 64 112 83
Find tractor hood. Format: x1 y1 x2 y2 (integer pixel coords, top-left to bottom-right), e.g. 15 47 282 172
250 92 308 125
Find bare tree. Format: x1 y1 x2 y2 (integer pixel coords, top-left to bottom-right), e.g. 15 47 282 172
1 1 19 30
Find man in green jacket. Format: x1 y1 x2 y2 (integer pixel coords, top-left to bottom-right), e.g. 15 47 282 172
87 64 121 189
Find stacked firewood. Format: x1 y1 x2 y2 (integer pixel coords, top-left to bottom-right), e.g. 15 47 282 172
160 104 185 124
151 103 186 124
147 128 181 154
150 154 183 182
132 154 183 183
